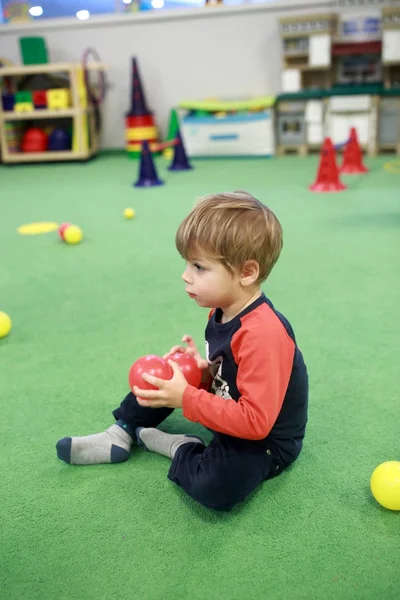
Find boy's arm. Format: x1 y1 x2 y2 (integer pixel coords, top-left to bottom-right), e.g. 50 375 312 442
182 326 295 440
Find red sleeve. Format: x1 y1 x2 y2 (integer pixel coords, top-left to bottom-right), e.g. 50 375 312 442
182 312 295 440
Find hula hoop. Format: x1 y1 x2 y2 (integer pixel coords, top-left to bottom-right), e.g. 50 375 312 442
82 47 106 106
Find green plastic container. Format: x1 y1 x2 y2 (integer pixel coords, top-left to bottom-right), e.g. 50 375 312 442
19 37 49 66
15 91 33 103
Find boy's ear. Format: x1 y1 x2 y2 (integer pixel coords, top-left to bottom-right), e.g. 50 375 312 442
240 260 260 286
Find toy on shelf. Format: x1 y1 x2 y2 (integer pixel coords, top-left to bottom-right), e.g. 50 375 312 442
177 97 275 158
48 128 72 151
2 93 15 111
21 127 48 153
19 36 48 66
47 89 70 110
32 90 47 109
5 121 22 153
14 90 33 112
125 57 160 159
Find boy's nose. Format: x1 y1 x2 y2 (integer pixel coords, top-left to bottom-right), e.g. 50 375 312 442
182 269 191 284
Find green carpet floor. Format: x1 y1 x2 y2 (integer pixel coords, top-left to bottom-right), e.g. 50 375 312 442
1 153 399 599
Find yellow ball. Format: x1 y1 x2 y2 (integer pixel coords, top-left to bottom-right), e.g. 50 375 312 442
0 311 12 339
64 225 83 245
124 208 135 220
370 461 400 511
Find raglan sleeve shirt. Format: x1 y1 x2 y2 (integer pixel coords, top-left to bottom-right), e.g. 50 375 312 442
182 316 296 440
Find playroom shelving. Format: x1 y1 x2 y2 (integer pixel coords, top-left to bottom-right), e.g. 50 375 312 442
0 62 105 164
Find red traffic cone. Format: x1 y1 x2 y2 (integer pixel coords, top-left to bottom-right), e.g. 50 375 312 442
340 127 369 174
309 138 347 192
134 140 164 188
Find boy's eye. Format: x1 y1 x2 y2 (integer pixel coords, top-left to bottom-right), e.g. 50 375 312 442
193 263 204 271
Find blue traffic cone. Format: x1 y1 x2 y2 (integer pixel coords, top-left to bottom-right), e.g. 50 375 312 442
134 140 164 188
168 128 193 171
128 57 150 117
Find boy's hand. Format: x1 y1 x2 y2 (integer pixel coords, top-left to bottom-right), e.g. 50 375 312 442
163 335 208 371
134 360 188 409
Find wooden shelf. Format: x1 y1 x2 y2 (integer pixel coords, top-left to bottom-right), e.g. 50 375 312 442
0 62 105 164
4 150 96 163
1 109 78 121
0 62 107 77
283 51 309 58
298 64 331 72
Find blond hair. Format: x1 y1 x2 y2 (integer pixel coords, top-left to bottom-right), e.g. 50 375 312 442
175 191 283 282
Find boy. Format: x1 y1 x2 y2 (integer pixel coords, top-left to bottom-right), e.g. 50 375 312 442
57 192 308 512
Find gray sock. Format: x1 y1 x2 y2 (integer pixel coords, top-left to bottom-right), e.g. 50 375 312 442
136 427 204 459
56 422 133 465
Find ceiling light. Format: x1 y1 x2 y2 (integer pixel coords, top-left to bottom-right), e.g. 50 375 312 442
76 10 90 20
29 6 43 17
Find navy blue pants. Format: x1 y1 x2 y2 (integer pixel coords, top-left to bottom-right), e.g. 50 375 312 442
113 392 284 512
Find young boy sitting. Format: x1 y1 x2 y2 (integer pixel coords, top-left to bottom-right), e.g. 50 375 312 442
56 191 308 512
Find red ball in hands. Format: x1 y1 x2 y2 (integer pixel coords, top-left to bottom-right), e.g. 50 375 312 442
169 352 202 388
129 354 173 392
58 222 72 240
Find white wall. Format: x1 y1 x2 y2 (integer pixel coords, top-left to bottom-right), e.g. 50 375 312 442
0 2 332 148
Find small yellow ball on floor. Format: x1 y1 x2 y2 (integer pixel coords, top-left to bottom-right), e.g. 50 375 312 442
124 208 135 219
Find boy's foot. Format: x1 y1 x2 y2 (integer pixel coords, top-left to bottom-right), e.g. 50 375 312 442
136 427 204 459
56 420 133 465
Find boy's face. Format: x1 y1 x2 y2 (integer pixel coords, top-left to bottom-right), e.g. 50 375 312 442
181 253 241 309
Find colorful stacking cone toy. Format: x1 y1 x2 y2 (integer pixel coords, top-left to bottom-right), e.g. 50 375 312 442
168 128 193 171
125 57 160 158
340 127 369 174
309 137 347 192
134 140 164 188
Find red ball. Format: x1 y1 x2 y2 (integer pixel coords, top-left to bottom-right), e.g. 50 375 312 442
21 127 48 153
128 354 173 392
58 222 72 240
170 352 202 388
